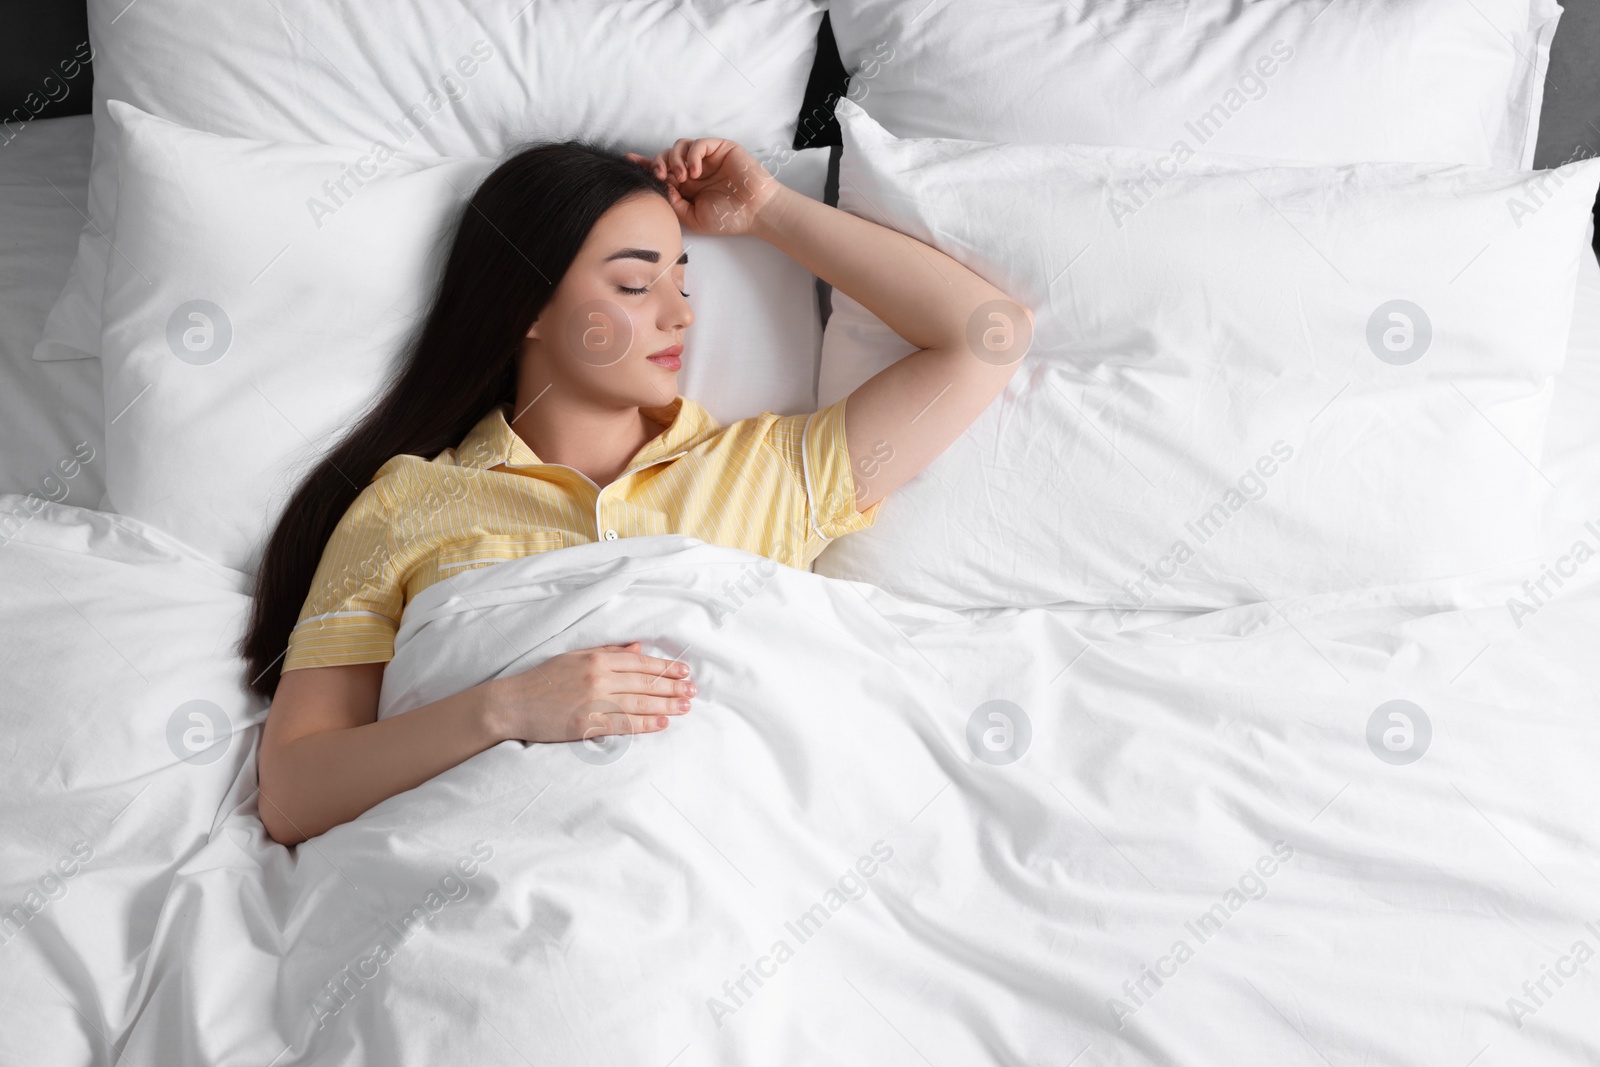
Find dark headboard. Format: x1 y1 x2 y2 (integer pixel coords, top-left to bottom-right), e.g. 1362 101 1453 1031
795 12 849 151
0 2 92 125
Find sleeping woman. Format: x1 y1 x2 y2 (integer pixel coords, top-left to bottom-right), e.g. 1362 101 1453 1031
240 136 1033 845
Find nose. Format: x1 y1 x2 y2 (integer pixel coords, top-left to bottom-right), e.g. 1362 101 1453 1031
668 287 693 331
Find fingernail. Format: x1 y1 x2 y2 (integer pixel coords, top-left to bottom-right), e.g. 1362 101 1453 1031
675 663 689 676
686 682 698 695
656 716 668 728
677 700 691 712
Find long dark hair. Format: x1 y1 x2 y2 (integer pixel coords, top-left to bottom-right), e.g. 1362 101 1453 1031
238 141 670 700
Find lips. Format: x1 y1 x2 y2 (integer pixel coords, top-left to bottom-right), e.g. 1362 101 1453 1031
646 343 683 371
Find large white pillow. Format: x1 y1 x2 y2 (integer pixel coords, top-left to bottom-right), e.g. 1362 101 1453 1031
36 0 825 362
98 100 830 575
815 98 1600 609
831 0 1559 169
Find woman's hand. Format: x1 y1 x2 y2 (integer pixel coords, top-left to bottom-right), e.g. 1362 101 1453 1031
625 139 786 237
483 641 695 744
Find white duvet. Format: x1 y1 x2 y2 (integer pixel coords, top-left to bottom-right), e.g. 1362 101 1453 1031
94 533 1600 1066
0 501 262 1067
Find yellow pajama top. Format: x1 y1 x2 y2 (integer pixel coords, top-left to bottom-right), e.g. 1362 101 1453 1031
280 395 878 672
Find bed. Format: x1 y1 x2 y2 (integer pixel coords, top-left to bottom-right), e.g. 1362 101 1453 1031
4 3 1600 1065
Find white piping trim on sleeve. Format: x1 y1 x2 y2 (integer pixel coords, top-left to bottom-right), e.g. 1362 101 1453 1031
292 609 396 631
799 409 832 544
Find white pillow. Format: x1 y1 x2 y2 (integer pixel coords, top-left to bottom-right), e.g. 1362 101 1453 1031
830 0 1559 169
98 100 830 575
36 0 825 362
1541 234 1600 553
815 98 1600 609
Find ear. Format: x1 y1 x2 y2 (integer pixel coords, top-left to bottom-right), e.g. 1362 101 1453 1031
525 314 541 341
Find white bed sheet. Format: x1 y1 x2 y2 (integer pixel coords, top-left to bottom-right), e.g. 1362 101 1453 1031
0 115 105 508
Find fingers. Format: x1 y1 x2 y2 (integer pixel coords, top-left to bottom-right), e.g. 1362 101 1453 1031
625 148 672 183
601 651 695 698
556 644 698 744
687 139 731 180
644 142 683 183
624 153 671 185
586 647 694 694
670 138 694 181
604 690 692 716
645 139 726 184
637 153 691 220
619 666 694 689
607 669 696 700
578 708 673 738
593 649 689 678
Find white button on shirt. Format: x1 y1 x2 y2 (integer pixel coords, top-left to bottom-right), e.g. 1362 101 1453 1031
604 529 619 540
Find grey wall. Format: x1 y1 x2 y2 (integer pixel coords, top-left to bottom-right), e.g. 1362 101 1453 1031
1534 0 1600 253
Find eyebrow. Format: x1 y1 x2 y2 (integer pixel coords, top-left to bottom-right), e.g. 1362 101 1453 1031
603 248 689 265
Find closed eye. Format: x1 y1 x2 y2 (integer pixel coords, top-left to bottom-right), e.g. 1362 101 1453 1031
619 284 691 297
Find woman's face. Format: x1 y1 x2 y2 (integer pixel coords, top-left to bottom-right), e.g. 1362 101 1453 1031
523 192 693 411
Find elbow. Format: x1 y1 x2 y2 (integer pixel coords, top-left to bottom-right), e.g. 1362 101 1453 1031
990 295 1035 377
256 756 307 847
260 811 304 848
1012 302 1036 367
258 791 306 847
1013 297 1037 346
263 820 303 848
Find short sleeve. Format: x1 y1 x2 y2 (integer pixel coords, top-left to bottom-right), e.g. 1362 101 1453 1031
281 483 404 672
797 394 882 541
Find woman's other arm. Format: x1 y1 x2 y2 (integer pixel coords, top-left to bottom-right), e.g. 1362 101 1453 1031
258 662 497 845
258 642 693 845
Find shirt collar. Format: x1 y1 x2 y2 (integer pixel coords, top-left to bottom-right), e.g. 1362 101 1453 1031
455 396 717 472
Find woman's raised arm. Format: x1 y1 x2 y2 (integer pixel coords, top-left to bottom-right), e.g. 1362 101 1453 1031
633 137 1034 512
750 182 1032 509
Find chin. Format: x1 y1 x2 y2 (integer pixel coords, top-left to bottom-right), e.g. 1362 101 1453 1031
629 378 677 409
